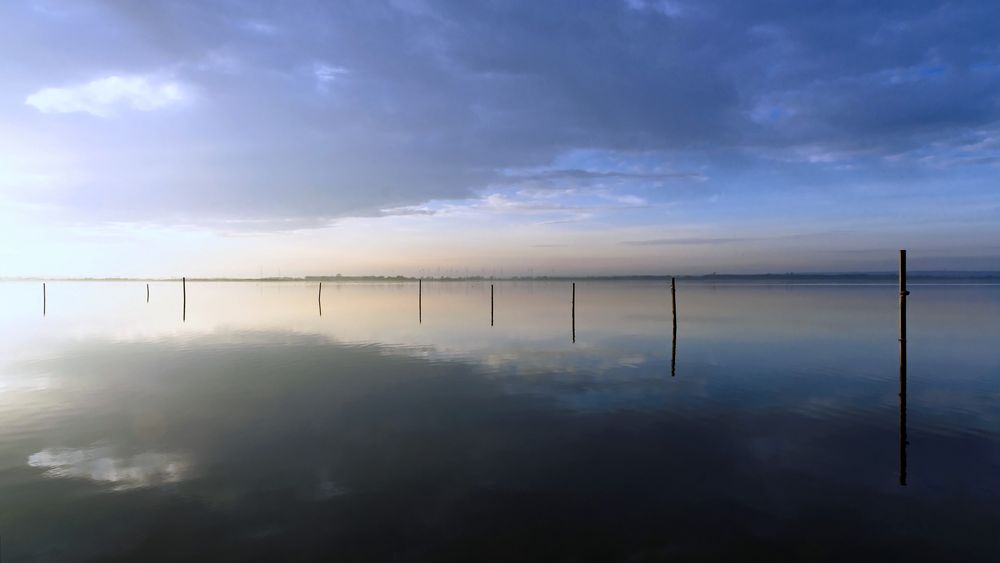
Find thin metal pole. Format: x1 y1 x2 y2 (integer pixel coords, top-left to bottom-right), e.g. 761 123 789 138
182 277 186 322
419 278 422 324
491 283 494 327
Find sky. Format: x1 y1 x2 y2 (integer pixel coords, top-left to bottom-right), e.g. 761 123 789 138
2 0 999 277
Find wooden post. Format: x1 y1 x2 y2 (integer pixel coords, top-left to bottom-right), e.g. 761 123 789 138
491 283 494 327
318 281 323 317
146 283 150 303
899 250 908 347
671 277 677 377
671 277 677 329
571 282 576 343
899 250 909 486
418 278 422 324
43 282 46 316
182 277 186 322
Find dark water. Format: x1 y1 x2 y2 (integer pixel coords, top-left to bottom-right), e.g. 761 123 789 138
1 281 998 561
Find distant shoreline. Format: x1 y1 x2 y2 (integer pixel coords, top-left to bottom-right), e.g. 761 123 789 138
5 272 1000 283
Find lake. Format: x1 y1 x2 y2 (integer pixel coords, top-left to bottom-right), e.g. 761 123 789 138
1 280 998 561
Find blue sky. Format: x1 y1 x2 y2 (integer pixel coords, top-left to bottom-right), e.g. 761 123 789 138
2 0 999 276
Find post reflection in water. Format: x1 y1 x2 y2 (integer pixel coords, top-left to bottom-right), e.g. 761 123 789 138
671 277 677 377
899 339 907 486
670 320 677 377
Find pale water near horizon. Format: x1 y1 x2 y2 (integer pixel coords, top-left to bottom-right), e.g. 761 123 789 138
1 281 998 561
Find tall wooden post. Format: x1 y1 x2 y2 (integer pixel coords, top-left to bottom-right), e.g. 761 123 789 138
491 283 494 327
899 250 908 349
43 282 46 316
182 277 187 322
571 282 576 343
899 250 909 486
318 281 323 317
146 283 150 303
671 277 677 329
671 277 677 377
419 278 422 324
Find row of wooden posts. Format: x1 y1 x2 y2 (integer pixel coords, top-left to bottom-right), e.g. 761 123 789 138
37 258 907 357
41 274 682 347
37 251 910 484
37 257 907 348
42 274 680 377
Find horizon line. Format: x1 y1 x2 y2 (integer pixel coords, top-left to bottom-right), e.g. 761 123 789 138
5 270 1000 282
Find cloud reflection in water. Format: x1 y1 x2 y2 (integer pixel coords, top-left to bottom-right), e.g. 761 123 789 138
28 447 189 490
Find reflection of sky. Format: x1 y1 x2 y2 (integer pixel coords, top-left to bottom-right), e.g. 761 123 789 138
1 281 998 560
2 281 998 426
28 447 189 490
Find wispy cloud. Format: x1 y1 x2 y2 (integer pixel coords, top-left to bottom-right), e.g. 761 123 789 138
25 74 190 117
466 189 648 219
624 0 686 18
621 230 847 247
379 206 436 217
506 169 705 182
621 236 747 246
313 63 348 93
240 20 277 35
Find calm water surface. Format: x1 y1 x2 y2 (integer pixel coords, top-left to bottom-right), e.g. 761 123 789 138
1 281 998 561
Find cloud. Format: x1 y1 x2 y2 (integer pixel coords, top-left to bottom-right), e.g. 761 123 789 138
625 0 686 18
621 236 747 246
443 188 649 220
621 230 850 248
379 205 436 217
25 74 190 117
506 169 705 182
313 62 348 93
3 0 1000 232
240 20 277 35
